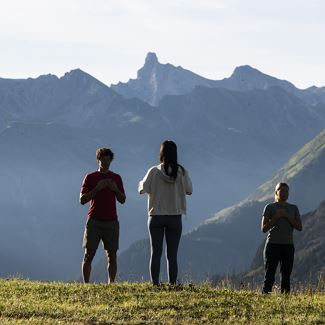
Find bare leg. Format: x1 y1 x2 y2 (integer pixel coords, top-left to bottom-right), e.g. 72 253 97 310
82 249 96 283
106 250 117 283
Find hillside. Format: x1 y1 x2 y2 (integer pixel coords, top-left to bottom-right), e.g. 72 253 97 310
0 279 324 324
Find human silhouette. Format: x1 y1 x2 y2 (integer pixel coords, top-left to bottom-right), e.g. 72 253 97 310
138 140 192 285
80 148 126 283
261 182 302 293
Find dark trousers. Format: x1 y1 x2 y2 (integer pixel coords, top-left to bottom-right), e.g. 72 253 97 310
148 215 182 285
262 242 295 293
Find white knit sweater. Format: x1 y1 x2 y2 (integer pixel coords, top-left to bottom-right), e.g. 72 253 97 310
138 164 193 216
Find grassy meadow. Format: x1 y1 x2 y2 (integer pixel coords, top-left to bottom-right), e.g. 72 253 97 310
0 279 324 324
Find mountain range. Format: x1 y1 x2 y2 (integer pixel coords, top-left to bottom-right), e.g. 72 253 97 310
112 52 325 107
0 52 324 281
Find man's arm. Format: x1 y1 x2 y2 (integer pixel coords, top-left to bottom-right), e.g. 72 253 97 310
261 216 274 233
79 179 107 205
80 188 97 205
261 210 283 233
114 189 126 204
106 178 126 204
80 178 126 205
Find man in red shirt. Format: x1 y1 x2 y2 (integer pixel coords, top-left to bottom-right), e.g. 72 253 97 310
80 147 126 283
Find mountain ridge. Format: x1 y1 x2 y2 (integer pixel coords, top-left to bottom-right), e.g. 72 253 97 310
111 52 325 107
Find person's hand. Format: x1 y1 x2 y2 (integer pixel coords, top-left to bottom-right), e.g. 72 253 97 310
105 179 119 192
284 214 294 222
273 209 286 221
95 179 112 191
95 178 119 193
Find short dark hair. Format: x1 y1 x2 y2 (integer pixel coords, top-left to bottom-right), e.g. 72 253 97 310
96 147 114 161
275 182 289 192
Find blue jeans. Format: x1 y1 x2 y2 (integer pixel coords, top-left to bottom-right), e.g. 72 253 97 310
148 215 182 285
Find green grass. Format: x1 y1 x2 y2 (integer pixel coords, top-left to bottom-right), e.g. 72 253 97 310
0 279 324 324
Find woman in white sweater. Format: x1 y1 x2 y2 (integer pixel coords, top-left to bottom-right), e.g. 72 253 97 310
138 140 192 285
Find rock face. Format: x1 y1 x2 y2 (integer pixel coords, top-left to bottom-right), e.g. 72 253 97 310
111 52 219 106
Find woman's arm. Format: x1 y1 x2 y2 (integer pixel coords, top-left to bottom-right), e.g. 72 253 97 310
138 167 154 194
184 169 193 195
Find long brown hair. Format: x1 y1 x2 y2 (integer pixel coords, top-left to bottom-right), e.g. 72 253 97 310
159 140 184 179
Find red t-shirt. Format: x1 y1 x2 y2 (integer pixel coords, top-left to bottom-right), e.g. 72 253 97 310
81 171 125 221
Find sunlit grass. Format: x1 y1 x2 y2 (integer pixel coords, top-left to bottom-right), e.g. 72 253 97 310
0 279 324 324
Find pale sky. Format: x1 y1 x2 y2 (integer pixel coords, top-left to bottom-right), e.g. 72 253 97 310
1 0 324 89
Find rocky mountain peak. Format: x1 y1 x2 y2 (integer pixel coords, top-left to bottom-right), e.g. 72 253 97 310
231 65 264 79
62 68 89 80
144 52 159 66
226 65 293 92
60 69 110 93
137 52 160 81
35 73 59 81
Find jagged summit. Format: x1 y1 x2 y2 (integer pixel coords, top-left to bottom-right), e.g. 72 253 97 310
24 74 59 84
36 73 58 79
111 52 216 106
62 68 89 79
60 68 112 92
144 52 159 66
229 65 273 85
222 64 298 92
137 52 160 80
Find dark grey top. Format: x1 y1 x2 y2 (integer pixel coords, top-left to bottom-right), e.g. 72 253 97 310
263 202 300 245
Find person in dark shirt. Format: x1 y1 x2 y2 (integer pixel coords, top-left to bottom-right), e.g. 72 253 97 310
261 182 302 293
80 147 126 283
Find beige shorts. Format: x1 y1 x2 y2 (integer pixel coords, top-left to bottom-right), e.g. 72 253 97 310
83 219 119 252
